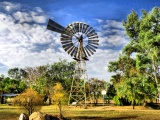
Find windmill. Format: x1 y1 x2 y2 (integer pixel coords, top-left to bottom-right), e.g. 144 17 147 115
47 19 99 106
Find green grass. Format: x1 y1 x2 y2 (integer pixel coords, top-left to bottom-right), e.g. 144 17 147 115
1 105 160 120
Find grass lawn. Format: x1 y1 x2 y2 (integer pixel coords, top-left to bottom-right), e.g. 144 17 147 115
1 104 160 120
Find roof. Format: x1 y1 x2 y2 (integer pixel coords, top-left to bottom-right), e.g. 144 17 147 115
2 94 19 97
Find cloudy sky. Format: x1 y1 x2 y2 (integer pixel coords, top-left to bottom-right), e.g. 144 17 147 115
0 0 159 81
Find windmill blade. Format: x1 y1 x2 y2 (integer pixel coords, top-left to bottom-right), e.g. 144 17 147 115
86 30 95 36
88 40 99 42
61 39 72 41
61 41 72 44
61 33 72 38
61 38 72 41
69 23 76 34
88 43 98 49
88 35 98 39
66 25 75 35
64 46 72 52
86 45 94 55
88 42 99 45
85 27 93 34
67 46 75 54
68 23 76 34
82 47 88 58
82 24 89 33
71 23 77 33
74 22 79 33
60 37 72 41
87 45 96 52
87 33 97 38
61 34 72 38
62 43 73 49
84 47 90 56
82 24 86 33
71 47 77 56
79 22 83 32
47 19 65 33
65 27 75 35
73 47 78 57
63 29 74 36
87 34 98 38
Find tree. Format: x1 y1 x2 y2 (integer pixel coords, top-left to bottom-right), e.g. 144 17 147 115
46 59 75 92
51 83 67 119
12 88 43 115
27 59 75 105
0 75 27 104
24 66 47 87
8 67 27 81
2 77 26 94
88 78 107 105
0 75 5 104
108 7 160 108
123 7 160 87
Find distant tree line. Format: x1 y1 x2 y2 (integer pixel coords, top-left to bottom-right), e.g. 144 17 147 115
0 59 112 106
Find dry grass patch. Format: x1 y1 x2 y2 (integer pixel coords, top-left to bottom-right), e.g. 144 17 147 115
1 105 160 120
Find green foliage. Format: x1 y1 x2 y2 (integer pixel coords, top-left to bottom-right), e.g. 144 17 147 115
45 59 75 91
0 59 75 106
113 96 121 106
8 68 27 80
27 59 75 105
29 59 75 93
108 7 160 108
0 76 26 94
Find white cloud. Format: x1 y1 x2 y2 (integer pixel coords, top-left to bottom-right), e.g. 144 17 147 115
86 49 120 81
95 19 104 23
97 20 128 48
0 2 22 12
105 20 124 29
0 2 62 69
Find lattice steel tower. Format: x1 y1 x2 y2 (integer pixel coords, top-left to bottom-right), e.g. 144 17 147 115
47 19 99 106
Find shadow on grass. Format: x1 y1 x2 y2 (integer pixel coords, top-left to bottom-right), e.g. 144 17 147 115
66 116 137 120
146 103 160 109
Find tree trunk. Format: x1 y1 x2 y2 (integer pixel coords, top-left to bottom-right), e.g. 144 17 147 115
58 101 63 119
153 61 158 85
49 97 51 105
1 96 4 104
132 99 135 109
143 95 147 107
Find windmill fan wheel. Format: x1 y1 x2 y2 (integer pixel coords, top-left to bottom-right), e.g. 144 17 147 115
61 22 99 61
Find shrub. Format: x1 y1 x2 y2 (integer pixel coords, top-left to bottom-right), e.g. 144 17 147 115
12 88 43 115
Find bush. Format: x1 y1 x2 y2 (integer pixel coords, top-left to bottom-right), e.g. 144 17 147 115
12 88 43 115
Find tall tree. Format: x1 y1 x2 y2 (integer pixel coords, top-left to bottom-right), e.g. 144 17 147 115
123 7 160 87
108 7 160 107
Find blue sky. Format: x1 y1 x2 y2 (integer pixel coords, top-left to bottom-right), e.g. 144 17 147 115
0 0 159 81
